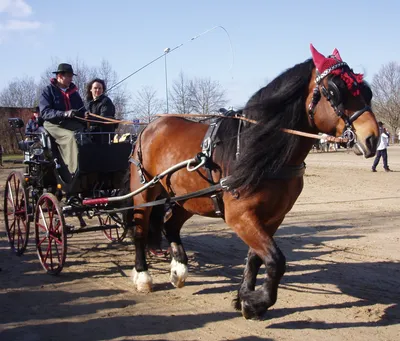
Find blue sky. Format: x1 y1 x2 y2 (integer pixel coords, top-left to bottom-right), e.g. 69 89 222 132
1 0 399 108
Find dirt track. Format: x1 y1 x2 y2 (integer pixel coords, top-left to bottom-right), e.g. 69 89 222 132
1 146 399 341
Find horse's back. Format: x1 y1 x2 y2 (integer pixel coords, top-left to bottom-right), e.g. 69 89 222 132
139 116 209 172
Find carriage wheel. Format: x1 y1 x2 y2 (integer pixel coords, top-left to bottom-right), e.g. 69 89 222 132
99 213 127 242
34 193 67 275
3 171 30 256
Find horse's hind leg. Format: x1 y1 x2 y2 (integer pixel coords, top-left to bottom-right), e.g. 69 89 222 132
235 239 286 319
163 205 193 288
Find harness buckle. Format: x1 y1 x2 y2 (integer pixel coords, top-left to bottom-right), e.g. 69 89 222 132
202 137 212 158
220 178 230 191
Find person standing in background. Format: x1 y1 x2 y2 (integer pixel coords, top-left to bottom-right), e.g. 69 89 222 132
372 122 392 172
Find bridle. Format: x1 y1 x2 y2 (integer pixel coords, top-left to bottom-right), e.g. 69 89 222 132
307 61 372 146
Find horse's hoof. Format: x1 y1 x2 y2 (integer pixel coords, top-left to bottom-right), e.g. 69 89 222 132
240 300 264 320
132 268 153 293
170 258 188 288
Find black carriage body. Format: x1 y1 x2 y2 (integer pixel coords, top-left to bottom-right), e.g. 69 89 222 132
8 117 134 200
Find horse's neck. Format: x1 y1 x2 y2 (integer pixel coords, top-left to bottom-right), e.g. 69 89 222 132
289 138 315 165
286 117 317 165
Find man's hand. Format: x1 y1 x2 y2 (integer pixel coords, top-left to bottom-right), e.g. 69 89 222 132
64 110 77 118
85 111 90 119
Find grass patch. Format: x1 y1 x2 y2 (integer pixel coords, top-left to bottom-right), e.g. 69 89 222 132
3 154 23 161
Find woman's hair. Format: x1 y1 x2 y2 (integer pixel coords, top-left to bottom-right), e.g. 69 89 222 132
86 78 107 101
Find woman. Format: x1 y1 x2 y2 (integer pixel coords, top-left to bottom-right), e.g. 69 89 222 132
86 78 117 143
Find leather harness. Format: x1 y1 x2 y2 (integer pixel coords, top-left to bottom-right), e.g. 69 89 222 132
130 111 306 218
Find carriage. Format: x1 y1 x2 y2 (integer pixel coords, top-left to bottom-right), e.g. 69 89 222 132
3 117 134 274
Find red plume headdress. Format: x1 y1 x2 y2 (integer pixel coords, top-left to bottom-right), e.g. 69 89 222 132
310 44 364 96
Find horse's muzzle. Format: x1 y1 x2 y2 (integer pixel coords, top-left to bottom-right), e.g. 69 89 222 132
353 134 378 158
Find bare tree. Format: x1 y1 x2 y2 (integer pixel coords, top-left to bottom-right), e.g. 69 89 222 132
112 90 131 120
189 77 227 114
0 76 38 107
132 86 164 123
170 71 194 114
371 61 400 135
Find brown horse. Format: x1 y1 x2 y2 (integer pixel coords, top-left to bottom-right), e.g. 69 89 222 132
128 44 379 319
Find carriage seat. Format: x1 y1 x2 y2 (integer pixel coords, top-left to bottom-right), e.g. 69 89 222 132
78 142 132 173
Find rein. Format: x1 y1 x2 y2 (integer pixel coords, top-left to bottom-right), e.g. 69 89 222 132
155 113 348 143
77 112 348 143
76 113 147 125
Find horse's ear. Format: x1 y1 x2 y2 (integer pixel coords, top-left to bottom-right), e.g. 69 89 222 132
310 44 326 72
331 48 343 61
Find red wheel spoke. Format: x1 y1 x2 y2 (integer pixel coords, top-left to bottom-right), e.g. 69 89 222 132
38 236 47 247
11 220 16 243
16 221 22 249
37 223 47 232
54 242 62 263
19 219 27 233
9 220 16 233
43 239 52 264
49 239 54 269
52 235 63 246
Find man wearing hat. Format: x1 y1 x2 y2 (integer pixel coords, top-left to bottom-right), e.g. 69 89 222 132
39 63 86 182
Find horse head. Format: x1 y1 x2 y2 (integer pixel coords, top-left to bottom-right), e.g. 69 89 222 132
309 44 379 157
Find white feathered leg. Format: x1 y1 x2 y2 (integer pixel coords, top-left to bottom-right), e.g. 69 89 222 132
132 268 153 293
170 258 188 288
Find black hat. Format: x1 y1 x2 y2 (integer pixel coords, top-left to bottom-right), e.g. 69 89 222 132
52 63 76 75
32 106 40 113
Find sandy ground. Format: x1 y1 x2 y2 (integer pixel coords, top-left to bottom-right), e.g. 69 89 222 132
0 146 399 341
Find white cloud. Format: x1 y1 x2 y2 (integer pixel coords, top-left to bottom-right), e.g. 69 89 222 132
0 0 32 17
0 0 42 43
5 19 41 30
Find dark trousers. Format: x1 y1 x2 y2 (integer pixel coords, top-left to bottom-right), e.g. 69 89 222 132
372 149 389 170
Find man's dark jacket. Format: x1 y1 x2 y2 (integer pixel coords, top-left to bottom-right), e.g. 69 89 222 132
39 79 85 125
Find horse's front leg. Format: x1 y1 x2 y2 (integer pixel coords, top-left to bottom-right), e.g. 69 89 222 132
164 205 193 288
132 206 154 293
234 239 286 319
233 248 263 310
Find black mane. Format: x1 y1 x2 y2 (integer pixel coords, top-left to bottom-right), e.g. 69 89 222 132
216 59 315 192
